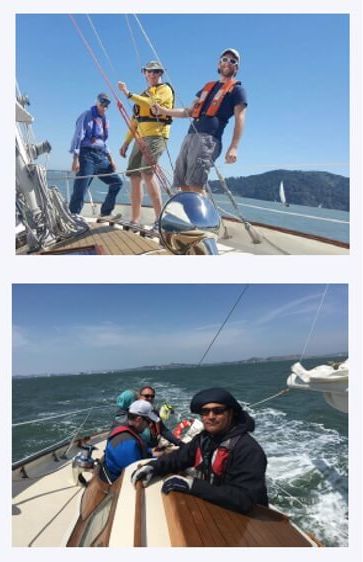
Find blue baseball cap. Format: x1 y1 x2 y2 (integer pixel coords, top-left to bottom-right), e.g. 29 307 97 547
97 93 111 106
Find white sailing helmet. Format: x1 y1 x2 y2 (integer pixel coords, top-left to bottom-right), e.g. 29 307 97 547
220 48 241 64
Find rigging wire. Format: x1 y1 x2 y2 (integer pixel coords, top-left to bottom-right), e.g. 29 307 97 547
68 15 172 197
86 15 119 78
12 403 114 428
125 14 143 71
248 285 331 409
125 15 175 174
131 15 266 243
299 285 329 362
198 285 249 366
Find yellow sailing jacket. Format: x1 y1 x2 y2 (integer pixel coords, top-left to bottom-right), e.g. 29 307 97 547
124 83 174 142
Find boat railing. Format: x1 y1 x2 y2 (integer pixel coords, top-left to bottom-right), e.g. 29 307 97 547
46 167 173 207
12 403 115 469
46 169 349 226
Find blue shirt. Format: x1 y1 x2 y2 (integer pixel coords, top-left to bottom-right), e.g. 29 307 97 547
69 106 109 155
188 82 247 141
104 432 146 482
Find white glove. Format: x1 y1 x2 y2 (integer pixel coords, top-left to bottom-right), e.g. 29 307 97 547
131 462 156 487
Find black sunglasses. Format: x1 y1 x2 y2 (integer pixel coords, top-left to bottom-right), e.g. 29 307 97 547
200 406 228 417
141 393 155 399
145 69 162 74
98 99 110 107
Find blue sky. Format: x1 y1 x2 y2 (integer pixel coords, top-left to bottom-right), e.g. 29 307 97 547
12 284 348 376
16 14 349 178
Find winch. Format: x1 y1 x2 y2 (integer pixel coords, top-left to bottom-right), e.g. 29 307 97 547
72 444 98 486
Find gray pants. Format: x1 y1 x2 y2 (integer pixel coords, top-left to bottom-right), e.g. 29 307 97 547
173 133 221 189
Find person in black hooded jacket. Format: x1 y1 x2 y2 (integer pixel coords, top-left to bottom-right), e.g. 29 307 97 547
131 387 268 514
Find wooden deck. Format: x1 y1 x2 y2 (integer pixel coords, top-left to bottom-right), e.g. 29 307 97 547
41 223 164 255
163 493 317 547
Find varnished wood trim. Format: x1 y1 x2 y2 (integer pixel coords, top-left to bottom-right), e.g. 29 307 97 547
134 481 145 547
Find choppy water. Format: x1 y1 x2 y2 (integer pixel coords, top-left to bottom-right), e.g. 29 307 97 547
12 357 348 546
47 172 349 243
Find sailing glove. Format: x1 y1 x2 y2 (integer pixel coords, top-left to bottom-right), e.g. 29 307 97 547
131 461 156 487
161 475 194 495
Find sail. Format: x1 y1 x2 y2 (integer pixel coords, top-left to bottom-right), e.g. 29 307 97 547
279 181 286 205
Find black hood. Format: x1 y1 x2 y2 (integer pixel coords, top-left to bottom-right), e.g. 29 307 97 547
190 387 255 437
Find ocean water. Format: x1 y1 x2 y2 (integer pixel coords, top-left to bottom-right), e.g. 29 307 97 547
12 357 348 547
47 172 349 244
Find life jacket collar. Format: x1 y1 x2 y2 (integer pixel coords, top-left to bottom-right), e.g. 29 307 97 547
191 80 240 119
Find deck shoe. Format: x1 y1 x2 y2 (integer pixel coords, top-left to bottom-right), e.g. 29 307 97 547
97 213 122 223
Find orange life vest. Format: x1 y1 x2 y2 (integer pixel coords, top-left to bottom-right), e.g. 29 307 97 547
172 419 192 439
191 80 239 119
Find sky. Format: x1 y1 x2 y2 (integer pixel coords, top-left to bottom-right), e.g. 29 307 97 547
12 284 348 376
16 13 349 179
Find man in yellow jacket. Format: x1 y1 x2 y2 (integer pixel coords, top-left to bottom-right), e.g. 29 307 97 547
118 61 174 226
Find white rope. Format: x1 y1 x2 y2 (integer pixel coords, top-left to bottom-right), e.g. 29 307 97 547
63 407 95 457
299 285 330 361
247 388 290 408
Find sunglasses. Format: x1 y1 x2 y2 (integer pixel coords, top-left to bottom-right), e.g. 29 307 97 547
200 406 228 417
99 100 110 107
145 69 162 74
141 394 155 399
220 56 238 66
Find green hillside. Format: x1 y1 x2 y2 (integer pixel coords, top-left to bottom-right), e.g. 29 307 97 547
209 169 349 211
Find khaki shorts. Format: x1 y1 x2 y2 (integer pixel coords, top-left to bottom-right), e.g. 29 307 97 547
126 136 167 177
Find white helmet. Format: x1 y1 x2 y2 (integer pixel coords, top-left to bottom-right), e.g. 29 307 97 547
220 48 240 64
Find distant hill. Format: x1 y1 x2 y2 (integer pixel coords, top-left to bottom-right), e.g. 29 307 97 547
209 169 349 211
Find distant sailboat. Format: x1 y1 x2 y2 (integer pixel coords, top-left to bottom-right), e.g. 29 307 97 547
279 180 289 207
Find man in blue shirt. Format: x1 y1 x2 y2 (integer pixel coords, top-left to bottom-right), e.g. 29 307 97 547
152 49 247 193
69 93 123 219
101 399 159 483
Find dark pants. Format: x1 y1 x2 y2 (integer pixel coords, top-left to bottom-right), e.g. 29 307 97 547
69 148 122 215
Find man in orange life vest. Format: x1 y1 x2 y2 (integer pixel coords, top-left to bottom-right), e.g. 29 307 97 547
152 49 247 194
131 388 268 514
101 399 159 483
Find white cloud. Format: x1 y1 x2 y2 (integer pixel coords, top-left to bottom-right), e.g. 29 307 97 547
12 326 31 349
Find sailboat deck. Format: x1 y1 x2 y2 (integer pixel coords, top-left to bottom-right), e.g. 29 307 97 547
41 223 166 255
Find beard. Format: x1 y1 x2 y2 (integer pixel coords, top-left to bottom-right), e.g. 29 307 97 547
218 66 236 79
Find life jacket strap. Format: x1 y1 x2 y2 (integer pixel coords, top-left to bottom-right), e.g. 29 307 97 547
135 116 173 125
